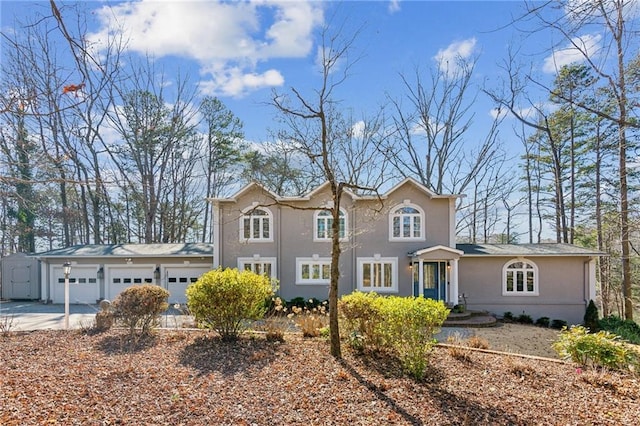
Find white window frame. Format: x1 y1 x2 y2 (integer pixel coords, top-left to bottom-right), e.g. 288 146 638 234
296 257 332 285
357 257 398 293
502 258 539 296
389 202 425 241
237 257 277 279
314 208 347 242
239 206 273 242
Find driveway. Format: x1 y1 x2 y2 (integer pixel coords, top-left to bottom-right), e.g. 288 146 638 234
0 300 187 331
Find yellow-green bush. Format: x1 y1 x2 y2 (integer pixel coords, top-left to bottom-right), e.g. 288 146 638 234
553 325 639 372
111 285 169 336
186 268 274 341
340 291 450 379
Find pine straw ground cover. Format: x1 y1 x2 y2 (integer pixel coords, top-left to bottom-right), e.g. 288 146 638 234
1 329 639 425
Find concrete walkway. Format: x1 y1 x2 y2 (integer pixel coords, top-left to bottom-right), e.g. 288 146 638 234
0 301 187 331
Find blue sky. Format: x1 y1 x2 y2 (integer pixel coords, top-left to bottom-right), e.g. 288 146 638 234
1 0 573 147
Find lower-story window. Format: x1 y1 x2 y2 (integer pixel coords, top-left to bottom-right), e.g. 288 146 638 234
237 257 277 279
357 257 398 292
296 258 331 285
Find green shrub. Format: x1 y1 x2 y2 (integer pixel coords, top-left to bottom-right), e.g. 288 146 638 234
339 291 449 380
503 311 514 322
186 268 274 341
111 285 169 336
339 291 386 349
517 313 533 324
598 316 640 345
584 300 600 332
535 316 550 328
551 319 568 330
451 304 465 314
552 325 639 372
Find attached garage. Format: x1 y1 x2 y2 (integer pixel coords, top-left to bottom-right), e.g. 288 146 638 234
35 243 214 305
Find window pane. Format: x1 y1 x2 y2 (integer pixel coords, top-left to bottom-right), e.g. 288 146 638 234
317 220 326 238
252 218 260 238
516 271 523 292
339 218 345 238
264 263 272 277
373 263 382 287
393 216 400 238
413 216 421 237
384 263 392 287
527 271 534 292
312 264 320 279
243 218 251 239
302 264 309 279
262 218 269 238
506 272 513 292
322 264 331 279
402 216 410 237
363 264 371 287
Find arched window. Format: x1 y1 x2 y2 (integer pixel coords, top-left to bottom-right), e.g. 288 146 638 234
389 203 424 241
314 209 347 241
240 207 273 242
503 259 538 296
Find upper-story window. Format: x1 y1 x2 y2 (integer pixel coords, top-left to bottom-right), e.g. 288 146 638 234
314 209 347 241
503 259 538 296
389 202 424 241
240 206 273 242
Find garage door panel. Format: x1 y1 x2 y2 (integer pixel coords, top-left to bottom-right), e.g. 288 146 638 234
165 267 209 304
107 266 155 300
52 267 100 304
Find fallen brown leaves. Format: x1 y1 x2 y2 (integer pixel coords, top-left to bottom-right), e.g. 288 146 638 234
1 329 638 425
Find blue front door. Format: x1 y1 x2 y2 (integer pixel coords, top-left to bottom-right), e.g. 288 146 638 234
413 261 446 301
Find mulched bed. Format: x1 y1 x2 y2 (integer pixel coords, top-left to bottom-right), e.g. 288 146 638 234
1 329 638 425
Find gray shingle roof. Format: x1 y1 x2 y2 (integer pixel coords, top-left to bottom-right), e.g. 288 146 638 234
456 243 604 257
34 243 214 258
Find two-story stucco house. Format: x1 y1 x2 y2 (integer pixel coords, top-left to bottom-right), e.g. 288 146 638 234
211 177 602 325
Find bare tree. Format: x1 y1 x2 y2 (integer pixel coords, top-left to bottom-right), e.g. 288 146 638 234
270 24 389 358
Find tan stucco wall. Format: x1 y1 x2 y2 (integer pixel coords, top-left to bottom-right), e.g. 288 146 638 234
458 256 591 325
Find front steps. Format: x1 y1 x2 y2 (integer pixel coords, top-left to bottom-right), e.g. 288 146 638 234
443 310 497 328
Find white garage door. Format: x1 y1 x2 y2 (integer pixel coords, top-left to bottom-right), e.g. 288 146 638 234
164 266 210 304
52 266 100 304
106 266 155 301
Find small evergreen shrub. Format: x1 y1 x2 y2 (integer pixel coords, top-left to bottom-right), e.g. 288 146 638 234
186 268 274 341
111 285 169 336
598 316 640 345
451 304 465 314
552 325 639 372
551 319 568 330
503 311 514 322
535 317 550 328
287 297 307 309
517 313 533 324
584 300 600 332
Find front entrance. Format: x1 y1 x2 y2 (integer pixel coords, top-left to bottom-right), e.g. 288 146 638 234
412 261 447 301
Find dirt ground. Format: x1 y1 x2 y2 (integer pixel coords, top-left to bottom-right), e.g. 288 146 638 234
469 323 561 359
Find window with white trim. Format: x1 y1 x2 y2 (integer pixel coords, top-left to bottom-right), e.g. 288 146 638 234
389 203 424 241
296 258 331 285
238 257 277 279
357 257 398 292
503 259 538 296
314 209 347 241
240 206 272 242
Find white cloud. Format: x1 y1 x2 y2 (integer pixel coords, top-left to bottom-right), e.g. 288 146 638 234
350 120 366 139
433 38 477 77
88 0 324 97
542 33 602 74
388 0 401 14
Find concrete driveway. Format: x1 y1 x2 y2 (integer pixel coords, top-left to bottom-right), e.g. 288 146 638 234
0 301 188 331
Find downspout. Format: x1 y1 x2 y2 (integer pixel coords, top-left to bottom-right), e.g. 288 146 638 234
212 201 221 269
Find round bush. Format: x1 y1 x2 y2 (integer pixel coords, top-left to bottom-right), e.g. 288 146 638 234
111 285 169 335
186 267 274 341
